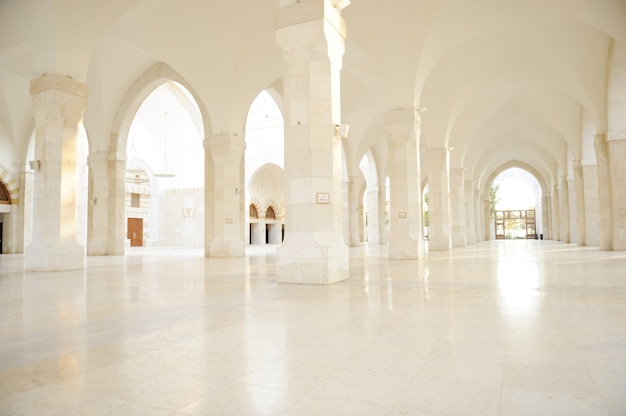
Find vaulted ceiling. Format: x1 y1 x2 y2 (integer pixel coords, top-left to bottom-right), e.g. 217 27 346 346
1 0 625 191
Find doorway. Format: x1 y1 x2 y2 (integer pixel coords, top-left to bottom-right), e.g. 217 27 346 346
127 218 143 247
0 222 3 254
495 209 536 239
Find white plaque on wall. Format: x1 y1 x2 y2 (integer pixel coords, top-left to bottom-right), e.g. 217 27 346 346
316 193 330 204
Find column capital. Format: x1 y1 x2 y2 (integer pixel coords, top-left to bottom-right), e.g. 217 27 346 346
426 147 449 160
204 134 245 149
450 168 464 178
594 134 607 145
88 151 126 164
607 130 626 141
275 0 346 50
30 73 89 98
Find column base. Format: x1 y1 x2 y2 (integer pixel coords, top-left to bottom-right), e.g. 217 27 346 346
207 239 244 257
277 232 348 284
25 237 85 271
428 237 451 251
388 235 425 259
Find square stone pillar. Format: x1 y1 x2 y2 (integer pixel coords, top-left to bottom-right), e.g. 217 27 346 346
426 148 451 250
541 195 550 240
483 196 491 240
551 186 560 241
274 0 348 283
385 109 425 259
449 169 466 247
607 135 626 250
25 74 88 271
573 161 586 245
464 180 475 244
582 164 600 246
87 151 125 255
567 176 577 244
366 188 383 244
474 188 482 242
205 134 245 257
559 176 571 243
343 176 360 247
594 135 613 250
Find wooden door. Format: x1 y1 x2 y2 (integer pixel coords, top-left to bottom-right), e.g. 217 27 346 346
127 218 143 247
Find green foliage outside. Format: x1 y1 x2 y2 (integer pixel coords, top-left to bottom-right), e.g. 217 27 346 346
423 190 429 227
490 184 500 219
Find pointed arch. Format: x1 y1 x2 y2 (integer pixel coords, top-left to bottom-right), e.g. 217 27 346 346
0 165 19 204
481 161 548 198
110 62 211 157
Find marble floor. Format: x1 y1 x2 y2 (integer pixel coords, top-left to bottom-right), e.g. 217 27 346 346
0 240 625 415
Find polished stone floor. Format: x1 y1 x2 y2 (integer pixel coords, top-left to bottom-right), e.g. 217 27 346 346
0 240 625 415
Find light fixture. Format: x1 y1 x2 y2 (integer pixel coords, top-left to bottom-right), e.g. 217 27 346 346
155 111 175 178
125 123 149 184
28 160 41 170
336 124 350 138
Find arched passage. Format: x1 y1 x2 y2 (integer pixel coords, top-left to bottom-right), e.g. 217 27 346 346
89 62 211 255
483 163 547 241
244 90 285 246
124 82 204 248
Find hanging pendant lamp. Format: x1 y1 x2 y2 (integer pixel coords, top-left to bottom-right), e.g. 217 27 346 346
155 111 176 178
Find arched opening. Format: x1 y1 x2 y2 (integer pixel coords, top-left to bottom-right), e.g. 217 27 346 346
491 168 542 240
0 182 10 204
358 153 374 243
244 90 285 246
125 81 204 248
247 164 284 245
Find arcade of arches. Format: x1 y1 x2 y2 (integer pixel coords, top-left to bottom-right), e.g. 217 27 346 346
0 1 625 283
1 3 626 415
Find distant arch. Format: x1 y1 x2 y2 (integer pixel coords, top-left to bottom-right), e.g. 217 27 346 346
482 161 547 198
0 166 19 204
250 204 258 219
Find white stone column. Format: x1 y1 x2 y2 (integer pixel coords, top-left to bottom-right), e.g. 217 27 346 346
87 151 125 255
573 161 586 245
594 135 613 250
25 74 88 271
541 195 550 240
358 194 364 242
551 186 560 241
365 189 382 243
385 109 424 259
474 188 482 242
582 164 600 246
607 135 626 250
343 176 360 247
205 134 245 257
567 177 578 243
558 176 571 243
274 0 348 283
449 169 466 247
380 186 389 244
483 196 491 240
426 148 451 250
567 176 577 244
464 180 475 244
